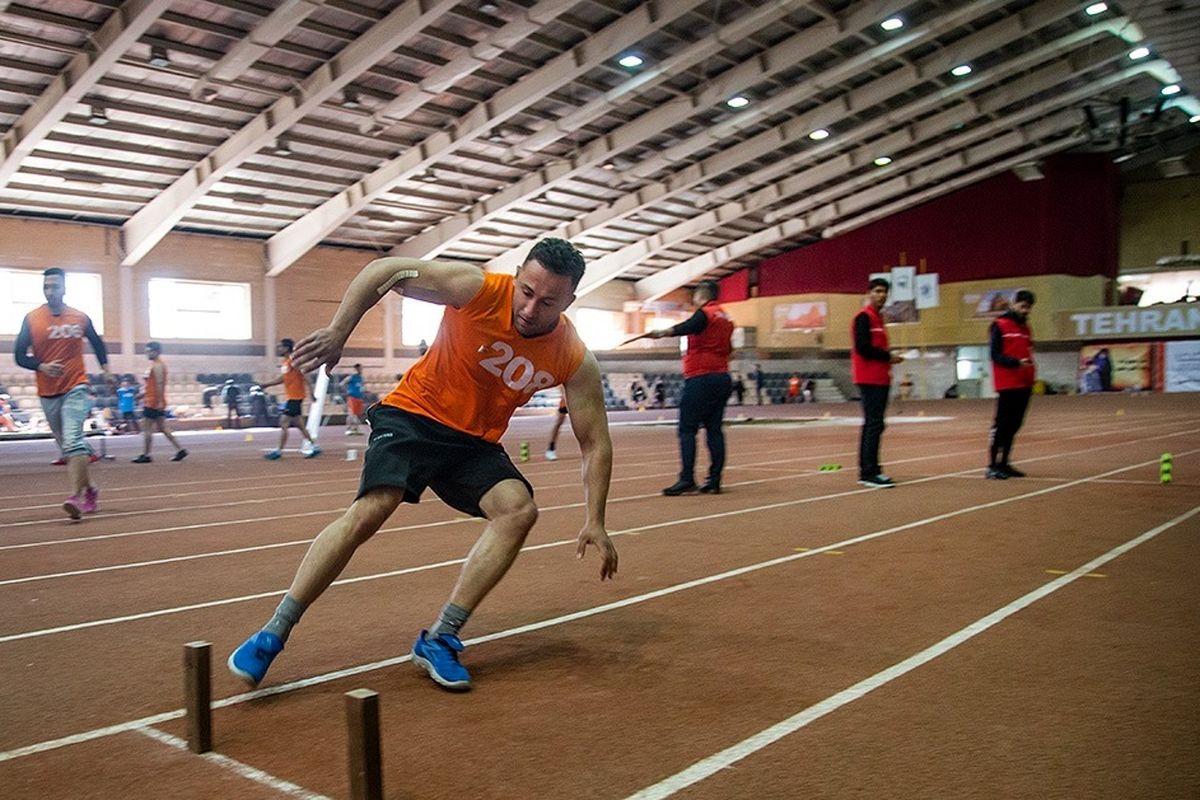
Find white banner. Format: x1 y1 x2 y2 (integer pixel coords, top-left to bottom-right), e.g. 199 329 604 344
1164 339 1200 392
304 368 330 446
890 266 916 302
915 273 940 309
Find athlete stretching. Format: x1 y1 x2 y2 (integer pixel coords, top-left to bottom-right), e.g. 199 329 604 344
229 238 618 691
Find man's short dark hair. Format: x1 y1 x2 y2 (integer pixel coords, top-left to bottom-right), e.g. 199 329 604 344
280 338 294 351
147 341 161 353
695 279 719 301
353 363 362 370
869 277 890 290
1015 289 1036 305
525 238 586 288
43 267 65 279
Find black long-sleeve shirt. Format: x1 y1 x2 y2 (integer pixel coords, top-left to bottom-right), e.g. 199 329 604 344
852 311 891 362
989 312 1022 368
670 308 708 337
13 315 108 371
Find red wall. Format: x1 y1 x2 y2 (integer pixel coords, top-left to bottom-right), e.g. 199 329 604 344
729 154 1119 297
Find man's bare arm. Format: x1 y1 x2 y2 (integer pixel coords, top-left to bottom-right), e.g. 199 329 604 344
564 352 618 579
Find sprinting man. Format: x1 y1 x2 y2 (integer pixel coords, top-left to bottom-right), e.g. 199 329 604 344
132 341 188 463
228 239 617 692
545 395 568 460
13 267 113 519
341 363 365 435
259 338 321 460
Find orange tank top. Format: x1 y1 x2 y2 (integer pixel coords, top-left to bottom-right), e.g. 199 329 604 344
384 273 587 443
282 356 306 401
144 359 167 409
24 305 92 397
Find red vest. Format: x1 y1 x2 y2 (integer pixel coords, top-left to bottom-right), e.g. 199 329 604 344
851 305 891 385
992 315 1036 390
682 303 733 378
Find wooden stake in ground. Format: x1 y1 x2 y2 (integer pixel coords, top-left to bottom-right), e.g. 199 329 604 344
183 641 212 753
345 688 383 800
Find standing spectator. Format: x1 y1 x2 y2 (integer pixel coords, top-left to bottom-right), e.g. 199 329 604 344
1094 347 1112 392
0 393 18 432
341 363 365 435
751 364 764 405
787 373 801 403
801 377 816 404
852 278 903 488
731 373 745 405
249 384 270 427
987 290 1037 479
132 341 188 463
630 379 647 409
259 338 321 460
116 378 140 433
648 280 734 495
13 267 113 518
652 378 666 409
221 379 241 429
418 339 429 356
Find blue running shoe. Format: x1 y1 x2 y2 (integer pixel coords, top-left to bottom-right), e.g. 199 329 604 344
303 446 322 459
227 630 284 688
264 450 281 460
411 630 471 691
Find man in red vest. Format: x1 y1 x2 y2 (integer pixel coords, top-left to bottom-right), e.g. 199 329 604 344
650 279 735 495
987 290 1037 479
852 278 903 488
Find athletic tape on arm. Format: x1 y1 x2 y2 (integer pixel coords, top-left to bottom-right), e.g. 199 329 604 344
376 268 420 296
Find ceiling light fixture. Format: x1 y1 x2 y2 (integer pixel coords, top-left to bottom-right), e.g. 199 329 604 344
726 95 750 109
87 105 109 126
873 156 892 166
271 139 292 156
1129 47 1150 60
149 45 171 67
808 128 830 140
479 2 500 13
1191 114 1200 124
1084 2 1108 15
880 17 903 31
951 64 972 77
617 53 644 69
1161 84 1182 96
341 89 362 109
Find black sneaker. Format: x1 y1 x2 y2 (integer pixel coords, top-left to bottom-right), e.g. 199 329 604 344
172 449 188 462
985 466 1009 480
1001 464 1025 478
698 480 721 494
662 480 698 496
132 454 152 464
858 475 895 489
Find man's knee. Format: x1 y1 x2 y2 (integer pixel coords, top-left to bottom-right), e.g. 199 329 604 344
345 487 402 541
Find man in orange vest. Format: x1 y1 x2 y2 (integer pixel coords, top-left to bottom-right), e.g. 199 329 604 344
132 341 188 463
228 239 618 692
648 279 735 495
851 278 903 488
259 338 321 460
13 267 113 519
987 290 1037 479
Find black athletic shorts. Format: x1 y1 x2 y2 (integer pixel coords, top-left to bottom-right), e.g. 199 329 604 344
142 407 165 420
282 399 302 417
358 405 532 518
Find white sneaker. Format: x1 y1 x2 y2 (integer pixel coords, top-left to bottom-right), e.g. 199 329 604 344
545 449 558 461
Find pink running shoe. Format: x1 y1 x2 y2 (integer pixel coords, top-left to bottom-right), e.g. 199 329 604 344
82 486 99 514
63 496 82 520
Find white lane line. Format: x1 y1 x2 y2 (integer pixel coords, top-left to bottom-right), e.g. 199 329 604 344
135 726 332 800
622 502 1200 800
2 438 1193 640
1 454 1192 763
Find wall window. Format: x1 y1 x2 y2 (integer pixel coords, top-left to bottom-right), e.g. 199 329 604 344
401 297 445 346
1 268 104 335
148 278 251 339
574 308 626 351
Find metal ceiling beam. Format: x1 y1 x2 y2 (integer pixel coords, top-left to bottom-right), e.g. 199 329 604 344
119 0 463 266
486 0 1094 275
361 0 581 132
634 134 1087 304
384 0 905 261
191 0 327 100
263 0 710 276
0 0 174 189
630 59 1166 301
